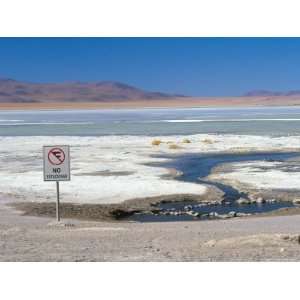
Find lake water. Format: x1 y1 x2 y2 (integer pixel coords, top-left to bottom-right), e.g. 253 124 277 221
1 106 300 136
130 152 299 222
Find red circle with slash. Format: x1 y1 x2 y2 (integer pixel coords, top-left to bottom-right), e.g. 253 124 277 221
48 148 66 165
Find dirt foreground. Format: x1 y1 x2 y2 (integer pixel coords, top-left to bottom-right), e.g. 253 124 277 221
1 195 300 261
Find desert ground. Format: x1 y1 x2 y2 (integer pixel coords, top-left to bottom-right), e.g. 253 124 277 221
1 96 300 110
2 193 300 261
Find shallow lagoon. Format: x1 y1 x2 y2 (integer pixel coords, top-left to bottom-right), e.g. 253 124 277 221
131 151 300 222
2 106 300 136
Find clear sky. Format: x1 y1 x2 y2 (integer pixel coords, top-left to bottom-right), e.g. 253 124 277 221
0 37 300 96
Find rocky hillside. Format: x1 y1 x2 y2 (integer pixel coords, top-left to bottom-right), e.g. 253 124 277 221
0 78 184 103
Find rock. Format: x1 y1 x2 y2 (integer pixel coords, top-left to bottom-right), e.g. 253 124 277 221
228 211 237 217
186 210 200 217
281 235 290 240
236 212 251 217
150 209 161 215
47 221 75 227
236 198 250 205
249 194 257 201
209 212 219 218
205 239 217 247
192 212 200 217
184 205 193 211
256 197 266 204
218 214 230 219
293 198 300 204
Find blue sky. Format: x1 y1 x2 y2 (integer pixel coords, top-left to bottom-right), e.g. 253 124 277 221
1 38 300 96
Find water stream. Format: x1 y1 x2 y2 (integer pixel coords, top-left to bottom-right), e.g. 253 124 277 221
130 152 299 222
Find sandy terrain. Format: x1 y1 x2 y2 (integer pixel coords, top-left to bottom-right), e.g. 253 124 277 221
1 194 300 261
1 96 300 110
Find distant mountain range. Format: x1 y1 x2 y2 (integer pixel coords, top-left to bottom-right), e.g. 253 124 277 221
244 89 300 97
2 77 300 104
0 78 185 103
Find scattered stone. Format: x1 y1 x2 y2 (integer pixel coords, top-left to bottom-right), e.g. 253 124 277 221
236 212 251 217
256 197 264 203
248 194 257 201
186 210 200 217
47 221 75 228
192 212 200 217
151 209 161 215
201 213 209 218
205 239 217 247
209 212 219 218
218 214 230 219
236 198 250 205
228 211 237 217
281 235 290 241
184 205 193 211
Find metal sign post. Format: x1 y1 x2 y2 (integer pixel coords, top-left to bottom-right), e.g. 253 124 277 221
56 181 60 222
43 145 70 222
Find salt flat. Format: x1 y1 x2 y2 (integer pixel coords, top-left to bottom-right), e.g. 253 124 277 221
0 134 300 205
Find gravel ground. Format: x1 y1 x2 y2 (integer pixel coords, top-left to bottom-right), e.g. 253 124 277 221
1 195 300 261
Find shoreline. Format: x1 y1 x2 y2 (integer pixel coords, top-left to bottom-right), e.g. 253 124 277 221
8 150 300 223
9 185 223 222
8 193 300 223
2 96 300 111
3 191 300 261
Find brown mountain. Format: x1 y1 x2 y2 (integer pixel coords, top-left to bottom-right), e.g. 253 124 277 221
244 89 300 97
0 78 185 103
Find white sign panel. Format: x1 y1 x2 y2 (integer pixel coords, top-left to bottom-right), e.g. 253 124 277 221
43 145 70 181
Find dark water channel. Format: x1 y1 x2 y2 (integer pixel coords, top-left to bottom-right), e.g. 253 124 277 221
130 152 299 222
